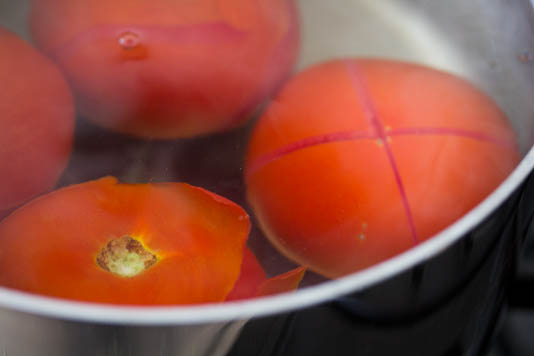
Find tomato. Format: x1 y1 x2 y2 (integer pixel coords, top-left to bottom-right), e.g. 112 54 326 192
0 177 248 304
0 27 74 218
227 247 306 301
0 177 304 304
226 247 267 301
30 0 300 139
245 59 521 278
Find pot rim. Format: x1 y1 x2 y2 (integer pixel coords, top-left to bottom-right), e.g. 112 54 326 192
0 144 531 325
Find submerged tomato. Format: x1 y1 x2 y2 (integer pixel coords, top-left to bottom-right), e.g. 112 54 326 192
30 0 300 139
0 177 249 304
0 177 304 304
246 59 521 278
0 27 74 217
227 248 306 301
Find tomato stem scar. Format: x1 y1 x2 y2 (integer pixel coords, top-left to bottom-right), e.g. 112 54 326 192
96 236 158 278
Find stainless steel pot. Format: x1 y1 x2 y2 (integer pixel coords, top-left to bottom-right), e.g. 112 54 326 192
1 0 534 355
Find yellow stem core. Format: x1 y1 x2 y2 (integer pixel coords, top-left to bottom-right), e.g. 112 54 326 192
96 236 157 278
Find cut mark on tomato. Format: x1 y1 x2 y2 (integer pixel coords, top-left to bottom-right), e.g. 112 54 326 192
345 60 419 245
245 130 377 177
246 127 515 181
388 127 517 148
246 62 520 247
96 236 158 278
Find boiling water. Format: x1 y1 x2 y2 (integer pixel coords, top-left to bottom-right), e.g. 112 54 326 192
0 0 534 281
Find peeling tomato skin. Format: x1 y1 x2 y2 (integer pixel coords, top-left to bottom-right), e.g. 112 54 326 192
257 266 306 297
30 0 300 139
0 177 251 305
226 247 266 301
0 27 74 217
246 59 520 278
226 248 306 301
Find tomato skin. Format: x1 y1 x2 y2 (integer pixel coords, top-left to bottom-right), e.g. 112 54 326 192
0 27 74 217
257 266 306 297
0 177 252 305
245 59 521 278
226 248 267 301
227 247 306 301
30 0 300 139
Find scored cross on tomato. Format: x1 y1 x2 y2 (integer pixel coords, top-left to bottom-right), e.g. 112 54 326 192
246 59 520 278
0 177 305 305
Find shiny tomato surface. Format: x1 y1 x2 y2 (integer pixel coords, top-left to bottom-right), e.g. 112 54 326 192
246 59 521 278
0 177 250 304
0 177 304 304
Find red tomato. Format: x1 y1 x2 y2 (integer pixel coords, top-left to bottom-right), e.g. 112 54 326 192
0 177 250 304
245 59 521 278
0 177 304 304
0 27 74 218
226 248 267 301
30 0 300 139
227 248 306 301
257 266 307 297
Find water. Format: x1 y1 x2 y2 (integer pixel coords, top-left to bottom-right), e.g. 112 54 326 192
1 0 530 145
0 0 534 284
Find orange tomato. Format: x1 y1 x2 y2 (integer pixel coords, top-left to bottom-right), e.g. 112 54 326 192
0 177 249 304
226 247 267 301
245 59 521 278
0 177 304 304
227 248 306 301
30 0 299 139
0 27 74 218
